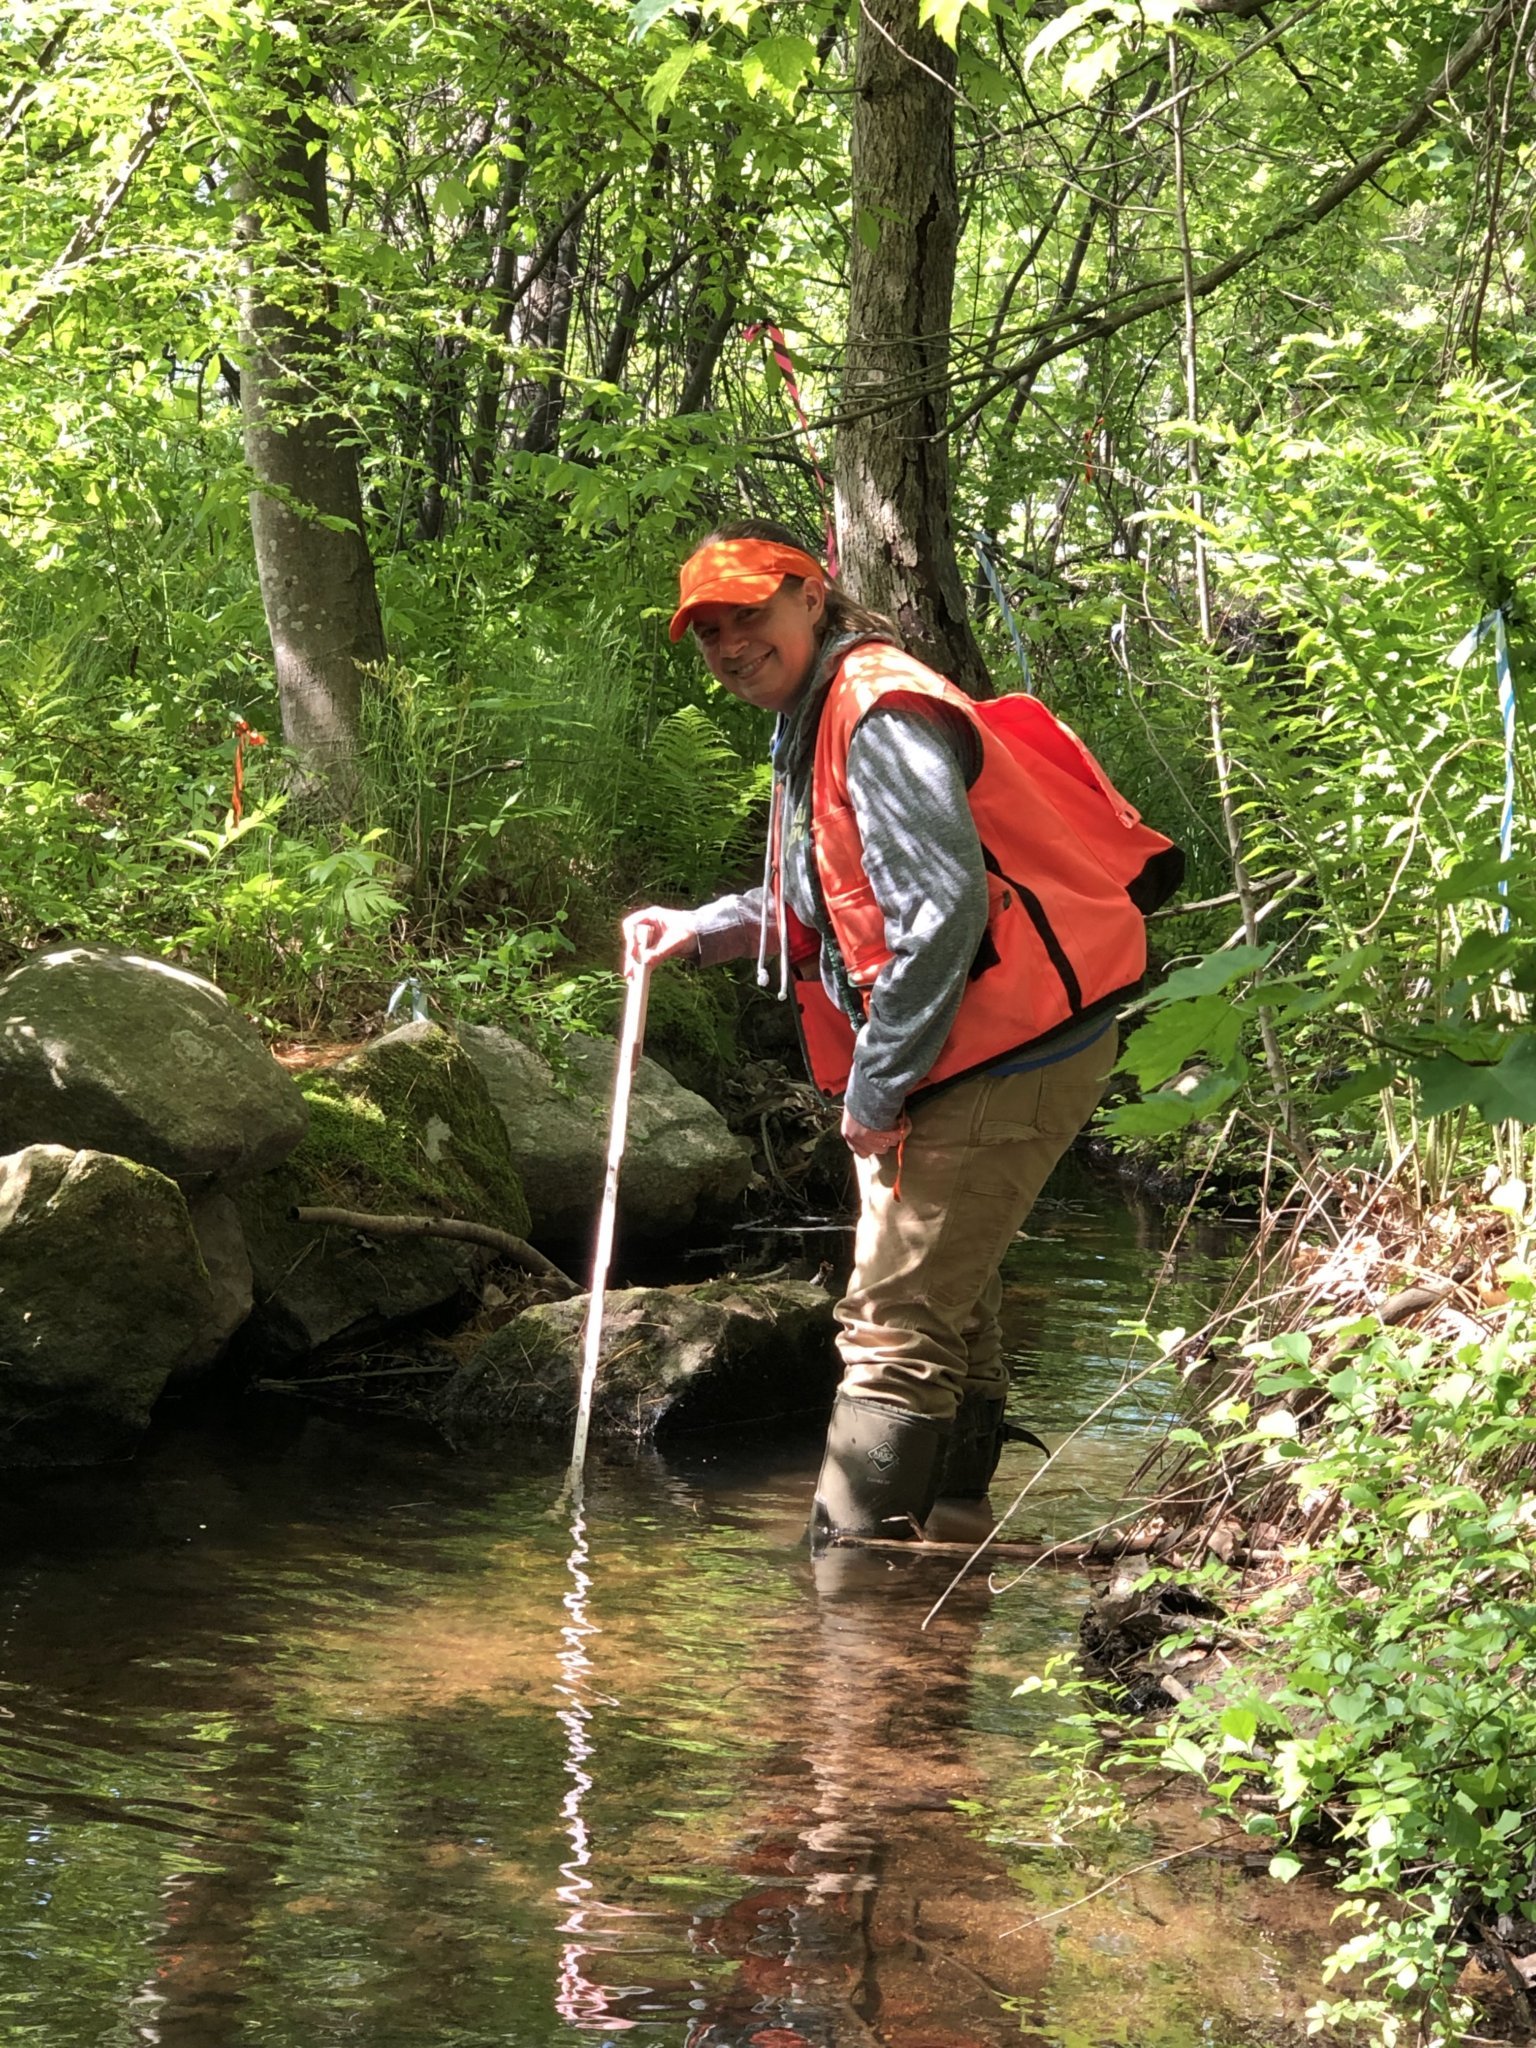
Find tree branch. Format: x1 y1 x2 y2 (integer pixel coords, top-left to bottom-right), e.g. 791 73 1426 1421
291 1206 577 1294
1123 0 1330 133
4 91 177 351
498 168 616 332
0 10 81 149
953 1 1512 430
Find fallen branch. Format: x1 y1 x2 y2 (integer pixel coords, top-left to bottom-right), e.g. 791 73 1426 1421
1004 1838 1231 1937
290 1205 577 1295
837 1530 1284 1565
833 1531 1164 1564
1378 1279 1456 1325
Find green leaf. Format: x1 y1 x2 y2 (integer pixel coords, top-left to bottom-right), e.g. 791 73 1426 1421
1145 944 1275 1006
1106 1070 1240 1138
1219 1706 1258 1745
1268 1851 1303 1883
1413 1033 1536 1125
919 0 990 40
1022 0 1123 73
1163 1735 1209 1777
1062 37 1122 98
629 0 681 38
741 33 817 99
643 43 709 113
1315 1062 1397 1113
433 174 474 217
1119 993 1244 1088
1449 930 1516 981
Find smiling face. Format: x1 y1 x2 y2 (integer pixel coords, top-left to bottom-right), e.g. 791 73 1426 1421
690 575 826 715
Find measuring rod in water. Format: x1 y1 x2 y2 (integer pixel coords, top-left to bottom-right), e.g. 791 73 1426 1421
564 955 652 1504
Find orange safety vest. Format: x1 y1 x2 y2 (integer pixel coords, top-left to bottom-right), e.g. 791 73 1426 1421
786 642 1182 1103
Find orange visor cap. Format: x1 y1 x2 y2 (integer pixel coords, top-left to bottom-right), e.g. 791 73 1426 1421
669 538 826 642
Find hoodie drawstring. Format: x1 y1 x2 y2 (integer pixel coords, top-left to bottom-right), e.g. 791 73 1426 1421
774 803 791 1003
754 778 778 991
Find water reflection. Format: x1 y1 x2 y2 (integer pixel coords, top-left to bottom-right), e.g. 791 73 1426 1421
557 1502 661 2035
682 1549 1048 2048
0 1189 1337 2047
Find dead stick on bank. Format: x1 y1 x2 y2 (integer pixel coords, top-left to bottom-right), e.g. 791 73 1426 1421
290 1206 578 1295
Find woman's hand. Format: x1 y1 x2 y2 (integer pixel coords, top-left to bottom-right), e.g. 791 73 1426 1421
841 1108 909 1158
622 905 700 969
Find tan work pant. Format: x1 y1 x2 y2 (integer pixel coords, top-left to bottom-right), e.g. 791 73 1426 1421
833 1029 1118 1420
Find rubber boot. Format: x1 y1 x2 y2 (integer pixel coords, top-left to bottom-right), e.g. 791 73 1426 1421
924 1393 1049 1544
808 1391 949 1549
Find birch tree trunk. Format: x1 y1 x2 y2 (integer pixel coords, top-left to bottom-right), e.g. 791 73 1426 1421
836 0 989 695
238 105 385 816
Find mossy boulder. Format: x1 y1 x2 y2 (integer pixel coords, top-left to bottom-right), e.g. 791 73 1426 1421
174 1191 255 1384
234 1023 530 1362
458 1023 752 1249
0 1144 220 1465
441 1278 840 1447
0 945 307 1189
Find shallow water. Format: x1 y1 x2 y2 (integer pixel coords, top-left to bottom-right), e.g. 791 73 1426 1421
0 1182 1338 2048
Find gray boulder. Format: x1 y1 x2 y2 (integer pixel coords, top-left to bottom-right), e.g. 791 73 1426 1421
234 1023 531 1361
0 946 308 1189
171 1191 256 1382
459 1024 753 1245
0 1145 219 1465
442 1279 839 1446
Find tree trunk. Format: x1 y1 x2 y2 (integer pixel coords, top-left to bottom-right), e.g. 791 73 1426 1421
519 215 579 456
237 105 385 815
836 0 990 695
677 296 736 416
414 331 465 543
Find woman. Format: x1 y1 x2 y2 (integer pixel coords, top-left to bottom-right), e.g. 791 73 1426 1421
625 519 1148 1547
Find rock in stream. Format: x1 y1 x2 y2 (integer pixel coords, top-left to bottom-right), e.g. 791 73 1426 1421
442 1278 840 1445
459 1023 753 1246
234 1022 531 1362
0 1144 220 1464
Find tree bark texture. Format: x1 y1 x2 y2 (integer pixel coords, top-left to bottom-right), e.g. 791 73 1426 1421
238 108 385 815
836 0 990 695
518 214 580 456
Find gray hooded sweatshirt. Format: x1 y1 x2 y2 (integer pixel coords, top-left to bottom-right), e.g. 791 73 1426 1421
692 632 991 1130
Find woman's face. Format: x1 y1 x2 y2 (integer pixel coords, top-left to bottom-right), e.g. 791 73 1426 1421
690 575 825 715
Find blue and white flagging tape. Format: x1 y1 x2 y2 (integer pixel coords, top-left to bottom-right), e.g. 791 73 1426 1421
386 977 430 1023
973 530 1033 695
1449 606 1516 930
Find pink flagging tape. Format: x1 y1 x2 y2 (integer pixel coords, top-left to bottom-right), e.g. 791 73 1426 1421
744 321 839 577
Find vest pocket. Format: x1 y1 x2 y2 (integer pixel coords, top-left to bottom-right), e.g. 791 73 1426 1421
980 848 1083 1014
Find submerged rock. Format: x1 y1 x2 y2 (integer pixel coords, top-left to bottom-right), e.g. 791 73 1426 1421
458 1023 753 1246
234 1022 530 1361
0 945 308 1188
442 1279 839 1445
0 1144 218 1464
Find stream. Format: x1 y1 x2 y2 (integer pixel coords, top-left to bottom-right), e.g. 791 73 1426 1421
0 1174 1342 2047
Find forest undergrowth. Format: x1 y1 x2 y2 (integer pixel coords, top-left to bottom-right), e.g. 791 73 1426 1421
1018 1167 1536 2048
